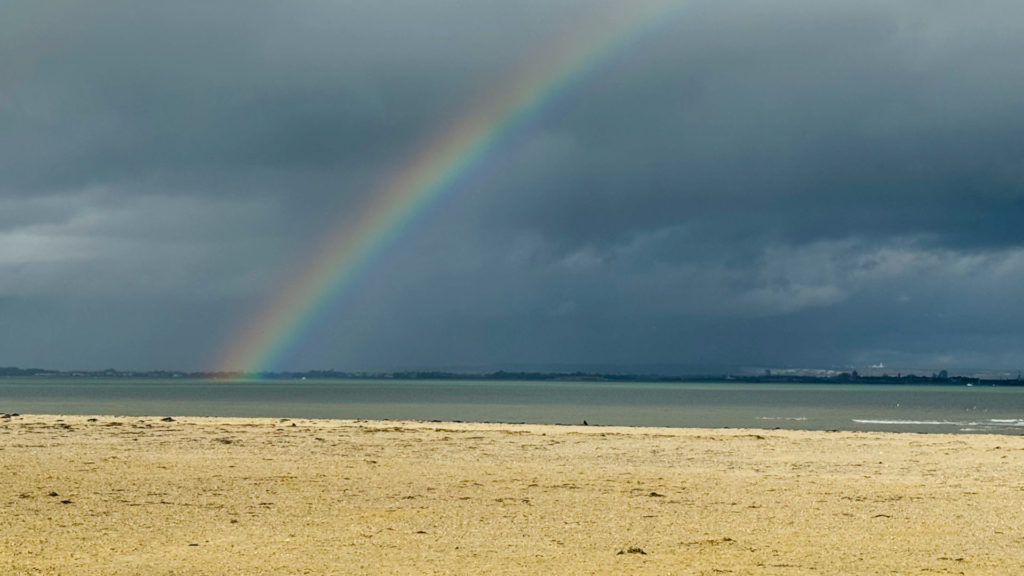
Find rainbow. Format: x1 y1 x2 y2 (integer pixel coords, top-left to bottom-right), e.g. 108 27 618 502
218 0 682 374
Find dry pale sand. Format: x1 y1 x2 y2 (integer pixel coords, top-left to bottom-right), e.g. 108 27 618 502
2 414 1023 575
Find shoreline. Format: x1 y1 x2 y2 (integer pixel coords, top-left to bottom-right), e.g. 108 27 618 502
4 410 1023 436
3 414 1024 574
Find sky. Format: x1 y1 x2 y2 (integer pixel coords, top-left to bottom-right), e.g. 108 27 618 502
3 0 1024 373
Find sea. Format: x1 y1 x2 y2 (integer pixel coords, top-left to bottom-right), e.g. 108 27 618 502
2 378 1024 435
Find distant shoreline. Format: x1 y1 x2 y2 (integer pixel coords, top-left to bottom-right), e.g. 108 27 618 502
2 365 1022 386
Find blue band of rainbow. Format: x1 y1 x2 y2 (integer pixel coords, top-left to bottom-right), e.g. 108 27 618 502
218 1 681 374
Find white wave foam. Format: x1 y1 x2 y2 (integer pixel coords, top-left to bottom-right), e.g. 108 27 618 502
851 419 964 426
854 418 1024 430
756 416 808 421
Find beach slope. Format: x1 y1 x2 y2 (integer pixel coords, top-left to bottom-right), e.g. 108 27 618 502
2 415 1023 575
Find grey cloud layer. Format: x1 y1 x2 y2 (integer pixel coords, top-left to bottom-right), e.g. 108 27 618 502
2 1 1023 371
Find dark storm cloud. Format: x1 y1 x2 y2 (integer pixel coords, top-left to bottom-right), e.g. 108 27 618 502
0 0 576 194
3 1 1024 371
483 1 1024 251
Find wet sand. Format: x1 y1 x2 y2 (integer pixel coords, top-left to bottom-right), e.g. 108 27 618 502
2 414 1023 575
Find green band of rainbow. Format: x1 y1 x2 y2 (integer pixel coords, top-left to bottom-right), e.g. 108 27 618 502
218 0 682 374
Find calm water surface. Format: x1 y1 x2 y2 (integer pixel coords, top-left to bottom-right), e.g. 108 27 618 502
2 378 1023 434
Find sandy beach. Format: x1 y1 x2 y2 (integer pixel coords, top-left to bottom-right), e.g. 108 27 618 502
2 414 1023 575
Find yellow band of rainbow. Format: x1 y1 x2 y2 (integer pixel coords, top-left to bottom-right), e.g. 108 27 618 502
217 1 682 374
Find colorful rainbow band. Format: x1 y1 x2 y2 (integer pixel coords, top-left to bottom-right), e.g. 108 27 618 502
218 1 682 375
